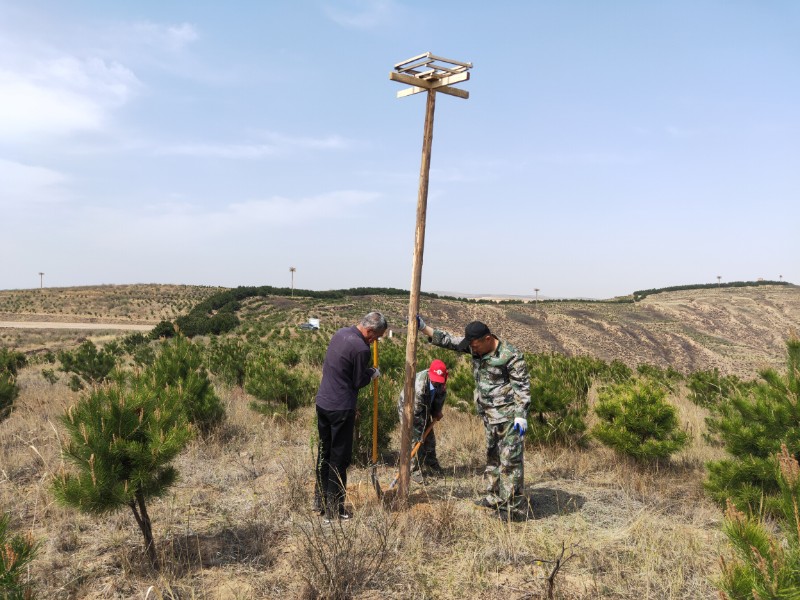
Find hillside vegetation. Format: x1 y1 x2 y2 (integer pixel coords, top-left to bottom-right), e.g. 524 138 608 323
1 282 799 599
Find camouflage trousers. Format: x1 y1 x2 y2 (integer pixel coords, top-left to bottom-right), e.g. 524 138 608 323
482 419 525 511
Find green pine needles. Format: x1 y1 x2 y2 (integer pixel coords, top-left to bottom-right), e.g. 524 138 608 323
705 337 800 515
0 512 40 599
592 380 689 461
717 445 800 599
0 349 25 422
146 335 225 432
52 376 192 567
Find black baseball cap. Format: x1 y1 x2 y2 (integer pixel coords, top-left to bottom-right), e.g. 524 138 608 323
457 321 491 351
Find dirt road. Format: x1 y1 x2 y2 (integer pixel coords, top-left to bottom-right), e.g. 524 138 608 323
0 321 153 331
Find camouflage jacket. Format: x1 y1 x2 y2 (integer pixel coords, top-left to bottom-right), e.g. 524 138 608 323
398 370 446 436
430 329 530 424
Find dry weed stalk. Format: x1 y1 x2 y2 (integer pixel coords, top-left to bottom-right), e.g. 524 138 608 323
297 504 397 600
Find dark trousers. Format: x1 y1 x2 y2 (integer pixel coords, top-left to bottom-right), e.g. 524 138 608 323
315 405 356 515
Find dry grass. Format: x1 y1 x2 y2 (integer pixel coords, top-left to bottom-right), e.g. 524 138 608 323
4 284 769 598
0 365 728 599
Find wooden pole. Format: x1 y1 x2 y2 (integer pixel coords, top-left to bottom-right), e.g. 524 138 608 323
397 89 436 505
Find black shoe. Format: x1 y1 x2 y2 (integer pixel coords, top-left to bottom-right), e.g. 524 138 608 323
423 463 444 476
338 507 352 520
473 497 500 509
495 507 528 522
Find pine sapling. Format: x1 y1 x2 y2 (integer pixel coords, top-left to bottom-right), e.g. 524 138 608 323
52 377 192 567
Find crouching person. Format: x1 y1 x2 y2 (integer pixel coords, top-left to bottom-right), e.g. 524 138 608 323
398 359 448 483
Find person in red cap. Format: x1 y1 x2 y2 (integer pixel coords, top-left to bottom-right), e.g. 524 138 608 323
397 359 449 482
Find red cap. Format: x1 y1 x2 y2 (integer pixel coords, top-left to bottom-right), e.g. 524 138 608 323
429 359 448 384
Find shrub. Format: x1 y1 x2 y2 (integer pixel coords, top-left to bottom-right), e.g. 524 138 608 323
246 350 318 415
525 353 606 446
687 368 745 408
705 338 800 514
298 505 397 600
58 340 117 388
146 336 225 432
121 332 149 353
716 445 800 598
207 337 250 387
636 363 684 391
592 380 689 461
353 372 400 466
0 513 40 599
42 367 59 385
52 377 192 567
150 320 176 339
0 348 26 375
0 348 25 421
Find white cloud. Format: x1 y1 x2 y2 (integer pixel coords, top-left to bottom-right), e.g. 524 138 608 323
130 22 199 51
323 0 402 29
157 132 353 158
0 159 69 204
0 55 140 139
78 190 380 242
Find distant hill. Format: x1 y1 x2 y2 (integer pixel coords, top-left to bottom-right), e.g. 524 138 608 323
1 282 797 378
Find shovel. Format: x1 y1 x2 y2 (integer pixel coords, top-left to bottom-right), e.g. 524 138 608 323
388 420 437 491
369 341 382 497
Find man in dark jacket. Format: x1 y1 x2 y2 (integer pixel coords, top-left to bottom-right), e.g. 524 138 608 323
315 311 387 521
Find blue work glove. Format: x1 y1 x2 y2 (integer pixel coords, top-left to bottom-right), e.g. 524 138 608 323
512 417 528 437
416 314 426 331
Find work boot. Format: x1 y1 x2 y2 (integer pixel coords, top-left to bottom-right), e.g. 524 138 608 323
423 462 444 477
494 506 529 522
473 496 500 509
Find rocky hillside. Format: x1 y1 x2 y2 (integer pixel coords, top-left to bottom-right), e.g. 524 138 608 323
2 283 797 378
410 285 799 378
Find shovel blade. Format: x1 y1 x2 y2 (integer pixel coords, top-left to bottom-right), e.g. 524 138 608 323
369 464 383 498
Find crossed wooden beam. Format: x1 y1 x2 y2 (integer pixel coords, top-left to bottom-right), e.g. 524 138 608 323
389 52 472 99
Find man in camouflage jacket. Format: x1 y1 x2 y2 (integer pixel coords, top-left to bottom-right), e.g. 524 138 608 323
418 318 531 517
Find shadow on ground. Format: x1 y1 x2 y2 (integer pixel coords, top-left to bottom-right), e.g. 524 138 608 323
124 522 285 576
525 486 585 519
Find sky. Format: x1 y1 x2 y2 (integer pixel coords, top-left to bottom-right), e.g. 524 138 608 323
1 1 798 299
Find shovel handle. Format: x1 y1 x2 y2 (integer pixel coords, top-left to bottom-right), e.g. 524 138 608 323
389 420 436 490
371 341 379 464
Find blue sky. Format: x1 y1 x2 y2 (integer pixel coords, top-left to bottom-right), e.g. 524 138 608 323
1 1 798 299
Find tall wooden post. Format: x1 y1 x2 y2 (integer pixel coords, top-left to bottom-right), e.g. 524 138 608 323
398 89 437 502
390 53 472 506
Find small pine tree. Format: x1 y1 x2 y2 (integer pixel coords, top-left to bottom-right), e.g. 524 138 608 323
687 368 745 408
246 352 318 415
592 380 689 461
58 340 116 388
0 349 26 421
716 445 800 598
0 512 40 599
207 337 250 387
147 336 225 432
526 353 606 445
705 338 800 514
52 377 192 567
